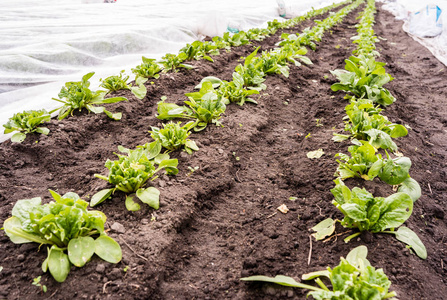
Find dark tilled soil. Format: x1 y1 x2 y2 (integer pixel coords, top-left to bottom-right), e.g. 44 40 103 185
1 3 446 299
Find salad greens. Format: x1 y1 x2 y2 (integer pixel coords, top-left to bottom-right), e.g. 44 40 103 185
91 144 178 211
156 82 226 131
3 191 122 282
150 121 199 154
160 53 194 72
241 246 398 300
331 55 396 106
100 70 148 100
52 72 127 120
3 109 51 143
334 97 408 151
132 57 162 80
312 179 426 259
335 141 414 186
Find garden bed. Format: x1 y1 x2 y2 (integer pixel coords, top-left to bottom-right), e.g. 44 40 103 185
0 2 446 299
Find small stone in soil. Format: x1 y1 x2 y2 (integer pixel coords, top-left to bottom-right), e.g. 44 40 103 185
111 222 125 234
96 264 106 273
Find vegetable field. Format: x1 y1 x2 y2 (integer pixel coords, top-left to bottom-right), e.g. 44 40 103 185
1 1 446 299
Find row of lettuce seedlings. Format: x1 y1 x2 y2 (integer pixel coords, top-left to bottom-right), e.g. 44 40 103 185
242 1 424 299
1 1 355 285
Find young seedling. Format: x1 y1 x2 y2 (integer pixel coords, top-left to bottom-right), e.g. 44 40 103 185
100 70 148 100
187 166 199 176
32 276 47 293
312 179 426 259
91 144 178 211
241 246 397 299
131 57 162 80
160 53 194 72
149 121 199 154
3 191 122 282
52 72 127 120
3 109 51 143
156 82 226 132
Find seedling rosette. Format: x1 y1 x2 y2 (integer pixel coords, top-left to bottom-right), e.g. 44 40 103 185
196 74 259 106
3 109 51 143
330 55 396 106
312 179 426 259
52 72 127 120
3 191 122 282
91 144 178 211
156 82 226 131
100 70 148 100
131 56 162 79
150 121 199 154
335 141 421 200
241 246 398 299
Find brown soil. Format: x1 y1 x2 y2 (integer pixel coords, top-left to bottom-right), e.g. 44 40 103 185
1 3 446 300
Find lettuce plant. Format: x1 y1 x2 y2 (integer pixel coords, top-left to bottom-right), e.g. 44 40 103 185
131 56 162 79
52 72 127 120
178 41 216 62
156 82 226 131
335 141 414 186
333 98 408 151
312 179 426 259
100 70 148 100
3 191 122 282
150 121 198 154
234 47 266 91
91 144 178 211
331 55 396 106
241 246 398 299
222 32 250 47
3 109 51 143
197 74 259 106
160 53 194 72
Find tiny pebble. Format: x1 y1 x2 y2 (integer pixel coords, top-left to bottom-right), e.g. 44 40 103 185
111 222 125 234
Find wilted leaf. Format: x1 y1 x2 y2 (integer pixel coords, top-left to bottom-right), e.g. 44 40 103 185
311 218 336 240
277 204 289 214
307 149 324 159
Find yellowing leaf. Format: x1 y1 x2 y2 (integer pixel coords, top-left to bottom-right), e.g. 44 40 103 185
277 204 289 214
307 149 324 159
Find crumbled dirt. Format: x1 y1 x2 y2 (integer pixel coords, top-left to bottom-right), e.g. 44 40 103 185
0 3 446 299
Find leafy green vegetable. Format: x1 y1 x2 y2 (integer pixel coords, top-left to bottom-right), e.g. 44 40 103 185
331 55 396 106
91 144 178 210
335 141 412 185
338 97 408 151
156 82 226 131
3 191 121 282
397 177 421 202
131 57 162 79
51 72 127 120
3 109 51 143
178 41 216 62
100 70 148 100
234 47 266 91
198 74 259 106
312 180 426 258
330 178 413 233
150 121 198 154
160 53 194 72
241 245 397 299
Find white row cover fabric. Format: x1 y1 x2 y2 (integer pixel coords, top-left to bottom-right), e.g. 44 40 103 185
381 0 447 66
0 0 343 142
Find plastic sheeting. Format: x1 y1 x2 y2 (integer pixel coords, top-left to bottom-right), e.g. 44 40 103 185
381 0 447 66
0 0 342 141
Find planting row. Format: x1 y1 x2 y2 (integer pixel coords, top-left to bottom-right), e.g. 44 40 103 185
242 0 426 299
